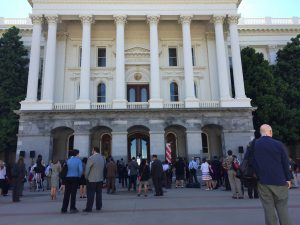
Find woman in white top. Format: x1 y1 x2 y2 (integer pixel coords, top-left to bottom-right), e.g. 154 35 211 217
200 158 213 190
0 160 7 196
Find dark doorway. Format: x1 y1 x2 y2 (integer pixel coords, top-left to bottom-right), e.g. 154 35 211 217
128 133 150 162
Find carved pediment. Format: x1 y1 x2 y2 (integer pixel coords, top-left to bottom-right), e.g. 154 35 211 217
125 47 150 56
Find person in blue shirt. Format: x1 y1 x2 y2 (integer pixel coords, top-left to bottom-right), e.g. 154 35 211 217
61 149 83 213
253 124 292 225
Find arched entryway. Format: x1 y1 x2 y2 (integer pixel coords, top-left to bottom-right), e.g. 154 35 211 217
90 126 112 158
202 124 223 159
128 126 150 163
165 125 187 162
51 127 74 161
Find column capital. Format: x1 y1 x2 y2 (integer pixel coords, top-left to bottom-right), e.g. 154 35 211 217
147 15 160 25
210 15 226 24
79 15 95 24
29 14 43 24
113 15 127 25
45 15 59 24
227 14 241 24
179 15 193 25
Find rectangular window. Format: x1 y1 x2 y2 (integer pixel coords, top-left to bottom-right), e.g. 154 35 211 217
192 47 195 66
168 48 177 67
79 47 82 67
97 48 106 67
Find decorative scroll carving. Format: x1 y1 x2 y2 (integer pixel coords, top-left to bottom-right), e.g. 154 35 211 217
30 15 43 24
79 15 95 24
210 15 225 24
45 15 59 24
147 15 160 24
113 15 127 25
179 15 193 24
227 15 240 24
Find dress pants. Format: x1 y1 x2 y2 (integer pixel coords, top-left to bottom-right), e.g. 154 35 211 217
128 175 137 191
106 177 116 193
258 183 291 225
152 176 163 195
85 181 103 211
12 179 22 202
61 177 79 212
227 170 242 197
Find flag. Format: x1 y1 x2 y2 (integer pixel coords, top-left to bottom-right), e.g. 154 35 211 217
166 143 172 163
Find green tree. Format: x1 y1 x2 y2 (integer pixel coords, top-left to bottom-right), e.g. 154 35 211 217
241 47 287 140
274 34 300 144
0 26 28 161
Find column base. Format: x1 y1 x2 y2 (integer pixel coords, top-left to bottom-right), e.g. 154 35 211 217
112 99 127 109
220 98 251 107
20 100 54 110
76 99 91 109
185 98 199 108
149 98 163 109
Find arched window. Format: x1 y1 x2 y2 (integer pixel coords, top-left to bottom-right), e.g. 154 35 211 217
77 83 80 100
194 82 198 98
170 82 179 102
141 88 148 102
201 133 209 153
97 83 106 103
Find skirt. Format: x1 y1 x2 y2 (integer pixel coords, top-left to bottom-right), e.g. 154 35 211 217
202 171 212 181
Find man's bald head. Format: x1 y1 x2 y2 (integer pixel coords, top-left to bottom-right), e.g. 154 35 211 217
260 124 273 137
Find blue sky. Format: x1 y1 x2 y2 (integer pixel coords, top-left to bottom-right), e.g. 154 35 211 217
0 0 299 18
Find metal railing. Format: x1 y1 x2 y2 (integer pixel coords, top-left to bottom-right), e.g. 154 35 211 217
127 102 149 109
164 102 185 109
199 101 220 108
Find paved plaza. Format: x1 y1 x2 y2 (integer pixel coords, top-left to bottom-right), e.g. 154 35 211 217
1 183 299 225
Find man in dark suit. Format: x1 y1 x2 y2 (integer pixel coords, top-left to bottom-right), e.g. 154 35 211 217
83 147 105 212
253 124 292 225
151 154 164 196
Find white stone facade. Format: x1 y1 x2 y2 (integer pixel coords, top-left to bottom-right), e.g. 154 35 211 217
1 0 299 163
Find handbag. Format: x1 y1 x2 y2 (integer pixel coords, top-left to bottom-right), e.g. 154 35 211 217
239 140 257 180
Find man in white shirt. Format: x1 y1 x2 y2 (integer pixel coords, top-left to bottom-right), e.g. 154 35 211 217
188 157 199 183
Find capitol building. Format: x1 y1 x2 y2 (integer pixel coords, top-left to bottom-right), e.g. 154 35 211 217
1 0 299 164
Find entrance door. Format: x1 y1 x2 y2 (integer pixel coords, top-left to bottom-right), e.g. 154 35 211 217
127 85 149 102
128 133 150 162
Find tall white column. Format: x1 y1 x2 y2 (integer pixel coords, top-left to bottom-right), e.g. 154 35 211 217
76 15 94 110
186 130 203 160
41 15 59 108
113 15 127 109
25 15 43 102
179 15 199 108
147 15 163 108
228 15 247 99
211 15 232 106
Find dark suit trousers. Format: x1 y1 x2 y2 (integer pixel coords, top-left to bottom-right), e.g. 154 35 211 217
61 177 79 211
86 181 103 211
153 176 163 195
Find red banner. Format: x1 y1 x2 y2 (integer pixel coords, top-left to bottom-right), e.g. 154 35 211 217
166 143 172 163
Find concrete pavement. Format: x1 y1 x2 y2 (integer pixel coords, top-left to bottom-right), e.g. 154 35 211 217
0 184 299 225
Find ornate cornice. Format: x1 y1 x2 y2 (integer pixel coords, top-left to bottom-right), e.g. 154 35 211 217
227 15 240 24
113 15 127 25
147 15 160 25
29 15 43 25
210 15 225 24
79 15 95 24
45 15 59 24
179 15 193 25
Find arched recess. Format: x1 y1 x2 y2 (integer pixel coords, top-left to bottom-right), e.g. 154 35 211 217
90 126 112 158
165 125 187 161
51 127 74 161
201 124 223 158
127 125 150 163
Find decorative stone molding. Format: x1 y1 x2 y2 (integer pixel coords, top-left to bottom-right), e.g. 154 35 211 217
79 15 95 24
30 15 43 24
113 15 127 25
227 15 240 24
210 15 225 24
147 15 160 25
179 15 193 25
45 15 59 24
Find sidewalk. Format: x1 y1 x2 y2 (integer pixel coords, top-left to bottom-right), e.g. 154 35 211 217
0 185 299 225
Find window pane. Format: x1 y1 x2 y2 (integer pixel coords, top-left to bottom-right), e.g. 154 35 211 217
169 48 177 66
141 88 148 102
194 82 198 98
97 48 106 67
97 83 106 102
129 88 136 102
130 139 137 159
79 47 82 67
202 133 208 153
170 82 179 102
192 48 195 66
141 139 147 159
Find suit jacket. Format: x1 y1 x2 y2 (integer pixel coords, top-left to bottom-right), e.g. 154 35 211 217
106 161 117 178
85 153 105 182
151 159 163 179
253 136 291 186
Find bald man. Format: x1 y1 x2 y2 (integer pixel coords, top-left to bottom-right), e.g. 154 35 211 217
253 124 292 225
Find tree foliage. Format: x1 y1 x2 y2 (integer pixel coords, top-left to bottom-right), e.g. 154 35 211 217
242 34 300 144
0 26 28 155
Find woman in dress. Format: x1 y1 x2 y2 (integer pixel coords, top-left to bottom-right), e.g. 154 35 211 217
79 157 87 198
201 158 213 190
50 159 61 200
